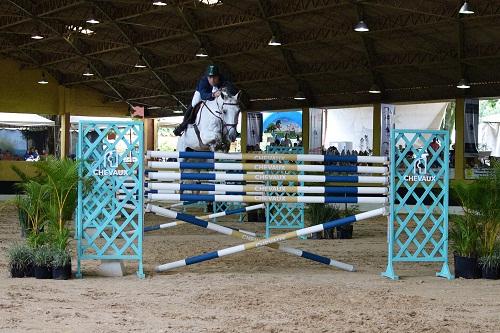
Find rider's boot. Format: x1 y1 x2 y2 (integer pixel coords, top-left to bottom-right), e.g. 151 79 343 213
173 105 193 136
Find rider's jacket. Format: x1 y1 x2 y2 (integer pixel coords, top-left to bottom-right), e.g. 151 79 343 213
196 75 235 100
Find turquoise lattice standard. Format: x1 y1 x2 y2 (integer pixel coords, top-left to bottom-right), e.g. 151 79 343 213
383 130 452 280
76 121 144 279
265 146 305 238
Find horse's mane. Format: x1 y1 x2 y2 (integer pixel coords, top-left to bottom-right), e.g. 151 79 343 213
220 83 238 98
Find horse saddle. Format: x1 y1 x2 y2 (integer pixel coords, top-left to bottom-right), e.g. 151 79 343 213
186 102 203 125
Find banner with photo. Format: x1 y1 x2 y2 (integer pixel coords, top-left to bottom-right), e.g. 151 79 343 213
381 104 395 156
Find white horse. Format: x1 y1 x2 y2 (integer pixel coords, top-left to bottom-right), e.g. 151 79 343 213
176 90 241 154
175 90 241 212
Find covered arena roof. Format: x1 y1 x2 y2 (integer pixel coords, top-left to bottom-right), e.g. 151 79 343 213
1 0 500 114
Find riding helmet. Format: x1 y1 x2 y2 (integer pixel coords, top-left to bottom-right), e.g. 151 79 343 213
206 65 219 76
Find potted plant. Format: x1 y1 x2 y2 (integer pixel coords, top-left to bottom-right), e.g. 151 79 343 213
450 215 481 279
34 158 79 238
52 247 72 280
22 244 35 277
479 255 500 280
7 243 28 278
452 161 500 279
305 203 341 239
336 205 359 239
33 244 53 279
15 180 49 248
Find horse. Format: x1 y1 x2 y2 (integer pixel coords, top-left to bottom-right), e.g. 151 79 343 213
175 90 241 213
176 89 241 154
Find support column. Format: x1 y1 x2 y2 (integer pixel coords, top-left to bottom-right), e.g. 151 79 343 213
373 103 381 156
144 118 154 152
455 98 465 180
301 107 310 153
153 118 159 151
240 111 247 153
58 86 70 159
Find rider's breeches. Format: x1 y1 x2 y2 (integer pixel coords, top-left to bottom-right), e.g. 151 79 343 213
191 91 202 108
190 86 220 108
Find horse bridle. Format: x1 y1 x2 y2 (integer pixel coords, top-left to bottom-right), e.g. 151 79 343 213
197 98 240 137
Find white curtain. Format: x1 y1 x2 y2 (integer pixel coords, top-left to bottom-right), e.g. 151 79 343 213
479 122 500 157
394 102 447 130
324 107 373 151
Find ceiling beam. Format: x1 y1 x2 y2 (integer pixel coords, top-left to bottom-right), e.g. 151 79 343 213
256 0 315 104
89 0 186 108
354 2 384 95
6 0 129 105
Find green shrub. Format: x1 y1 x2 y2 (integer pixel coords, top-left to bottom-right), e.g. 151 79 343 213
51 247 71 267
33 244 53 267
452 161 500 258
449 215 479 257
306 203 341 227
7 243 29 271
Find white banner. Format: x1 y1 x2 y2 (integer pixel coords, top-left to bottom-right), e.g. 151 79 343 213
309 108 323 154
247 112 263 147
381 104 395 156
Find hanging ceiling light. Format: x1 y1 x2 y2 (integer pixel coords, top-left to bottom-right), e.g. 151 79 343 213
457 78 471 89
31 33 44 40
268 35 282 46
195 47 209 57
83 65 94 77
198 0 222 5
153 1 168 6
459 2 474 15
86 8 100 24
134 56 147 68
293 91 306 100
354 20 369 32
38 72 48 84
369 84 381 94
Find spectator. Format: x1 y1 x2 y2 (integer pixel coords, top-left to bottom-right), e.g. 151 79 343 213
429 138 440 153
282 134 292 147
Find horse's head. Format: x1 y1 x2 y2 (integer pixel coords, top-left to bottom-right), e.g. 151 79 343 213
219 89 241 143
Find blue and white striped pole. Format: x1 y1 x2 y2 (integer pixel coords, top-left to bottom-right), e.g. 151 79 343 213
156 207 386 272
147 193 388 205
147 151 388 164
151 207 356 272
148 161 388 174
146 182 388 195
146 172 389 185
143 203 264 235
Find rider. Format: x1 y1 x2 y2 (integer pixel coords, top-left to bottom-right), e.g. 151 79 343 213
173 64 233 136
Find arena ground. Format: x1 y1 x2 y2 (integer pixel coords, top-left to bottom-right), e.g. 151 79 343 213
1 205 499 333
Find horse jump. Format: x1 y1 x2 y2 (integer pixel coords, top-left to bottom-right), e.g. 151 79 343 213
145 150 389 272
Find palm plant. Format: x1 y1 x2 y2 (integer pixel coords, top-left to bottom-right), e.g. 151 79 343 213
15 180 50 248
449 215 479 257
34 157 79 235
453 161 500 260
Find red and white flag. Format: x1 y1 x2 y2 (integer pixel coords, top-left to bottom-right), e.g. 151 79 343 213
131 105 144 118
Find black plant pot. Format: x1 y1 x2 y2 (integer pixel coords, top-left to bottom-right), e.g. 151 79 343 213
454 254 481 279
52 263 72 280
481 265 500 280
10 266 24 278
323 229 334 239
34 265 52 279
309 232 321 240
336 225 353 239
24 263 35 277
